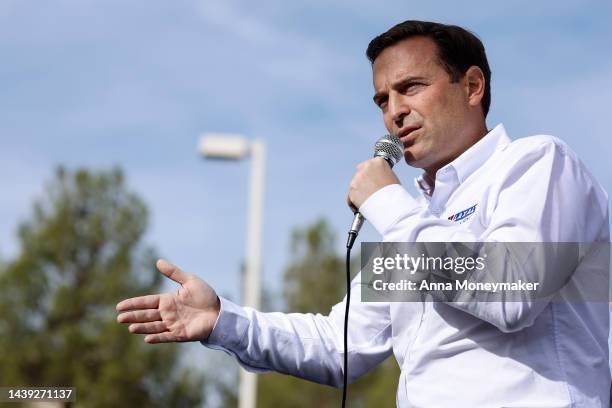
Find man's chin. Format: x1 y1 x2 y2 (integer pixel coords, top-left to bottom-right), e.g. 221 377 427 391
403 151 423 169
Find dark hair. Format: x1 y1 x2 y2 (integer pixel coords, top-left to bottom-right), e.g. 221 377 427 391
366 20 491 117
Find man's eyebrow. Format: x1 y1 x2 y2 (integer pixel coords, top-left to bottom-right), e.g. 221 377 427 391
373 75 428 104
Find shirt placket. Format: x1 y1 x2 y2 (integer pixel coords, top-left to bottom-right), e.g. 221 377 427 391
428 166 458 217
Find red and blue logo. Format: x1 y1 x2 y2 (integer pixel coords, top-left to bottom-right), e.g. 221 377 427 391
448 204 477 222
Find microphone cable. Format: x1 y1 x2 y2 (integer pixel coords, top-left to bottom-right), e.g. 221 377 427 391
342 243 352 408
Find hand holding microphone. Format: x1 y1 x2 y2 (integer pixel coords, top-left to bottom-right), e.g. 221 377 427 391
346 134 403 248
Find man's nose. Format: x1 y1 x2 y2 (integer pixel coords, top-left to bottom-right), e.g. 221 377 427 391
389 94 410 129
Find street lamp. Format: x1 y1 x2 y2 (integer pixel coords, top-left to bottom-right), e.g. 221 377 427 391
198 133 265 408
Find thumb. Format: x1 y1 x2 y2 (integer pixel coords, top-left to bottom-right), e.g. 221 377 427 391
156 259 190 284
347 194 358 213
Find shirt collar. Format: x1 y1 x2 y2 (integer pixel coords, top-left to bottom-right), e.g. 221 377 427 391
414 123 511 198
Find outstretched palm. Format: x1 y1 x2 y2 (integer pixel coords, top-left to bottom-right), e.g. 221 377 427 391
116 259 220 343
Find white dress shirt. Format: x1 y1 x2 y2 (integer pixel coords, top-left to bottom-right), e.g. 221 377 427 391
203 124 610 407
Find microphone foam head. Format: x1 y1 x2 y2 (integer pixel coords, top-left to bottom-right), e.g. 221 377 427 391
374 134 403 168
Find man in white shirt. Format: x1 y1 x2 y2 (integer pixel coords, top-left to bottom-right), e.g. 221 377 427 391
116 20 610 407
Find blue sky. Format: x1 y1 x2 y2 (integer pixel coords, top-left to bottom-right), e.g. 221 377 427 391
1 0 612 305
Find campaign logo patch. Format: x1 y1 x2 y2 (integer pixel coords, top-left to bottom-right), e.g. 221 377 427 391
448 204 477 223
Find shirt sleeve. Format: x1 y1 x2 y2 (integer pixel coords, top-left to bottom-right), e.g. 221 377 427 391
359 137 609 332
201 272 393 387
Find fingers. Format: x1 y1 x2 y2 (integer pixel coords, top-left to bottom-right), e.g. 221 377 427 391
117 309 161 324
347 157 399 211
156 259 190 284
346 194 358 213
128 321 167 335
145 332 178 344
116 294 160 312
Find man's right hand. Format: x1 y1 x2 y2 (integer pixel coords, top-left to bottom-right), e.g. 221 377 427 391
116 259 221 343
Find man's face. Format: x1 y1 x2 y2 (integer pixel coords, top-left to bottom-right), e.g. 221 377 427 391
372 36 476 174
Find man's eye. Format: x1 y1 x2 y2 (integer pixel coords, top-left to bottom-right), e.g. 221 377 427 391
403 83 423 93
376 99 388 110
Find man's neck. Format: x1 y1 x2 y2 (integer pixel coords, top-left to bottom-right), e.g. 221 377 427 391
424 124 489 193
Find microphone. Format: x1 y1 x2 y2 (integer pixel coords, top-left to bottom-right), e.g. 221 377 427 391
346 134 403 249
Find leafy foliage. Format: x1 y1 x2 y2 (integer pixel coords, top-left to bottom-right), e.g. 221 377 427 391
0 167 205 407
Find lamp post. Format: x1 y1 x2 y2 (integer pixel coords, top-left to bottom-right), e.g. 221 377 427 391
198 133 265 408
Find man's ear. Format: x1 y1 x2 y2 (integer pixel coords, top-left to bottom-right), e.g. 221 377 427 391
464 66 485 108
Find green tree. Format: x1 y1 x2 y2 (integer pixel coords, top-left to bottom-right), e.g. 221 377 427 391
0 167 205 407
257 219 399 407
